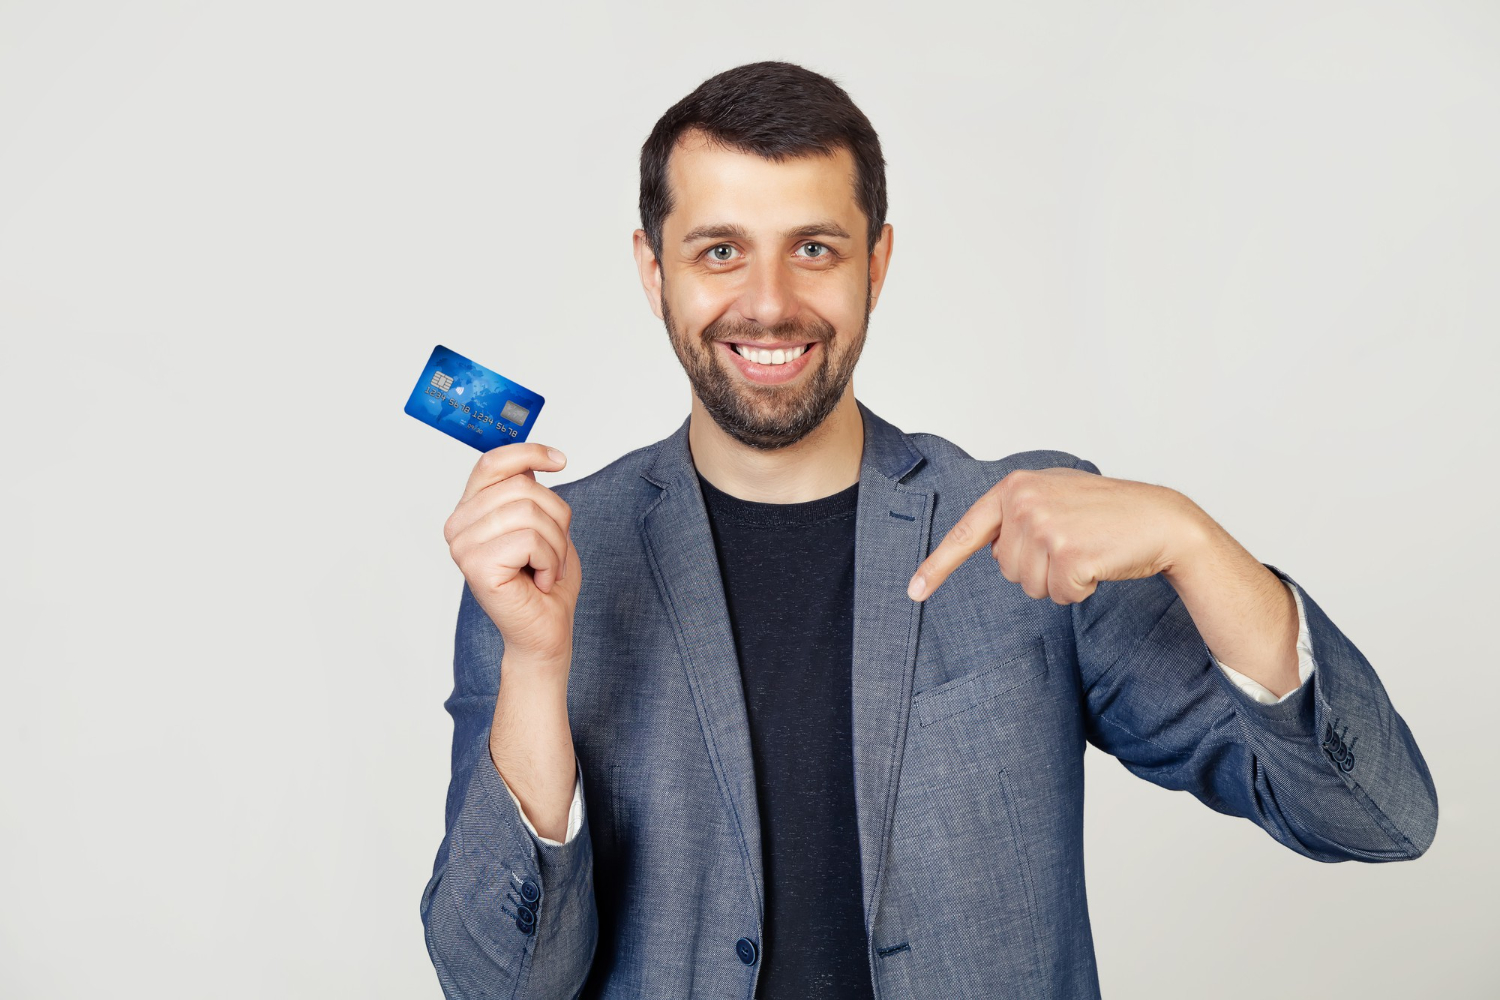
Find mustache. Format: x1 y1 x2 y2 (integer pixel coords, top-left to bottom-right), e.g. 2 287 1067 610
703 317 835 346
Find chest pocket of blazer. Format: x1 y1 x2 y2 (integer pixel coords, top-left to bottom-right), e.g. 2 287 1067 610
912 634 1049 729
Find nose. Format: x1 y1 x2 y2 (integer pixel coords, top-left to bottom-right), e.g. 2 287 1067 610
733 253 799 331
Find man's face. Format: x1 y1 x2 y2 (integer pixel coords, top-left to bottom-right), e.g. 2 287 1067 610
639 129 886 450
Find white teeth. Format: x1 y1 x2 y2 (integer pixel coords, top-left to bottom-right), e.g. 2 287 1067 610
733 344 807 365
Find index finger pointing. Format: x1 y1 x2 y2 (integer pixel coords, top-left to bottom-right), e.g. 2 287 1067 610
907 493 1003 601
460 442 567 505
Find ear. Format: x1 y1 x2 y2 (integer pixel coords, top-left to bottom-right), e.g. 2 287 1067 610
867 223 894 313
632 229 664 320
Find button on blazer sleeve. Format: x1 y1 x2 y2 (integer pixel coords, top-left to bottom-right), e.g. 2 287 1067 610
1068 456 1438 863
419 581 599 998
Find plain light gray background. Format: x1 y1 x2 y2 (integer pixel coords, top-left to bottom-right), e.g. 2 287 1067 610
2 1 1496 996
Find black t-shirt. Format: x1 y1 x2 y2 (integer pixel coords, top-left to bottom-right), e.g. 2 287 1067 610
698 471 875 1000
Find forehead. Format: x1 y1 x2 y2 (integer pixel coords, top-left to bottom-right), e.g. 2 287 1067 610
664 129 862 236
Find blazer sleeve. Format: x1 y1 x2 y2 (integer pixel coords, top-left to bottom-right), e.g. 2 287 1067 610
419 581 599 998
1067 456 1439 863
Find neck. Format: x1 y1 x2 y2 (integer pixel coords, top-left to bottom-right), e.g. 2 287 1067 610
687 386 864 503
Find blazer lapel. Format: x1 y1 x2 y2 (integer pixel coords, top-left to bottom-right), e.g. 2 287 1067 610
848 401 934 933
639 419 766 920
636 401 933 937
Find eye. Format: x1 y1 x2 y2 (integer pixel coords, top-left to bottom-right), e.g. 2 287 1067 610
799 242 832 258
707 244 739 262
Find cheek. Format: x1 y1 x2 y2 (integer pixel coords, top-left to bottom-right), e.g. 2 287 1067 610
672 277 736 332
813 277 868 329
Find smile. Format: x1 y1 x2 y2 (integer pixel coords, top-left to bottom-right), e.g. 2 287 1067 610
730 343 809 366
718 340 819 384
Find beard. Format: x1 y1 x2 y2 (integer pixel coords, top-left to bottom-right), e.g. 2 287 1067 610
661 276 871 451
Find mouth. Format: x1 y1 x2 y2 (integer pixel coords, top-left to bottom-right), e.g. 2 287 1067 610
717 340 819 384
722 340 819 364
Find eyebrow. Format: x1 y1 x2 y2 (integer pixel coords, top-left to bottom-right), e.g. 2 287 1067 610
680 219 853 245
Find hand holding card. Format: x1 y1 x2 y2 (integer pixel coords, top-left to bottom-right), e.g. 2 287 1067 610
410 343 574 678
443 441 581 681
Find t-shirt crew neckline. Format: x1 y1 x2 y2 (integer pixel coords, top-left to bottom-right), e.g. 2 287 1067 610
695 471 859 529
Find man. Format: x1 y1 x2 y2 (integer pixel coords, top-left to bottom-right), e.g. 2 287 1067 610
420 61 1437 999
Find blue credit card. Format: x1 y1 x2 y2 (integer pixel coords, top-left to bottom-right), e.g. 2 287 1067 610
404 344 545 450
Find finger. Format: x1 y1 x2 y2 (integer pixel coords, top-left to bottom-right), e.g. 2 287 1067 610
990 518 1025 586
1015 536 1051 601
460 442 566 506
1046 554 1090 606
453 499 570 591
447 475 573 547
465 527 565 593
907 492 1004 601
458 498 571 573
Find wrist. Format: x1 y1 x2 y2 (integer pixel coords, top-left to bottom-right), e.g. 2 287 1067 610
500 648 572 686
1160 494 1218 583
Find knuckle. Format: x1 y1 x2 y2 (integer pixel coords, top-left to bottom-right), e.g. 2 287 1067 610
524 527 556 560
481 504 511 534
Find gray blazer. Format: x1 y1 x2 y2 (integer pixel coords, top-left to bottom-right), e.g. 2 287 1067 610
421 400 1438 999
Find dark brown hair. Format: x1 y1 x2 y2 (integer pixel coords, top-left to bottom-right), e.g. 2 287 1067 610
639 61 888 263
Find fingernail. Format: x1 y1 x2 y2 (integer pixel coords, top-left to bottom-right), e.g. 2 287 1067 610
907 574 926 600
547 447 566 463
